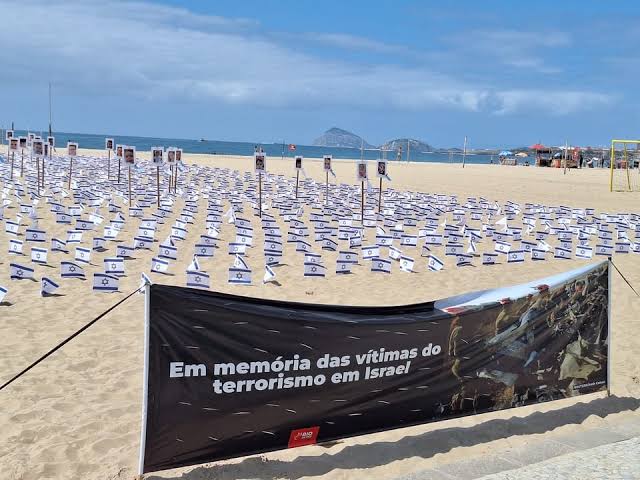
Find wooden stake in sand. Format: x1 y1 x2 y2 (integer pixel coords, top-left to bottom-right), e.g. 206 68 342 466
105 138 114 180
254 152 266 218
323 155 332 206
462 136 468 168
32 139 44 194
376 159 389 215
356 160 367 225
151 146 164 207
175 149 183 193
67 141 78 190
123 146 136 208
294 155 302 198
116 144 123 184
167 148 176 194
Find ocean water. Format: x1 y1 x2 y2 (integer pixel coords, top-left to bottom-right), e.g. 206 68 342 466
3 130 498 164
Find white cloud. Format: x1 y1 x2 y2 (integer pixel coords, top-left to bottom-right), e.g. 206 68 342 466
0 1 614 116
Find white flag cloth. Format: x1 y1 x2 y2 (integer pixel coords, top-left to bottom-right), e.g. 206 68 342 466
0 285 7 303
9 239 23 254
10 263 34 280
151 257 170 273
263 265 277 284
61 261 85 278
187 255 201 272
388 245 402 260
371 258 391 273
41 277 60 296
93 273 119 292
362 245 380 260
104 257 125 275
482 252 497 265
399 255 414 272
304 262 326 277
75 247 91 264
187 270 210 289
427 254 444 272
31 247 48 265
336 260 352 274
228 267 252 284
576 246 593 259
233 254 248 269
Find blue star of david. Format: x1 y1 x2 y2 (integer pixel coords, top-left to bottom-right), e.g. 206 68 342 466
102 278 109 286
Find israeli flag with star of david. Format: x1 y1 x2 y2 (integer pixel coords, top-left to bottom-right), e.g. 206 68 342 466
304 262 326 277
10 263 34 280
399 255 414 272
104 257 125 276
575 246 593 259
595 244 613 257
194 243 214 257
371 258 391 274
93 273 119 292
336 259 352 274
5 220 19 235
9 239 23 254
0 285 7 303
531 248 547 261
494 240 511 254
31 247 48 265
187 270 210 289
61 261 85 279
93 237 107 251
427 254 444 272
66 230 83 244
456 253 473 266
25 228 46 242
104 225 119 240
362 245 380 260
554 247 572 260
507 250 525 263
151 257 170 274
134 236 153 250
228 267 252 284
116 245 134 258
264 250 282 266
41 277 59 296
187 255 201 272
75 247 91 264
158 243 177 260
482 252 497 265
228 242 246 255
388 245 402 261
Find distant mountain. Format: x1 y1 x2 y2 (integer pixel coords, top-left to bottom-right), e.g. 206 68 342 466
313 127 374 149
380 138 434 153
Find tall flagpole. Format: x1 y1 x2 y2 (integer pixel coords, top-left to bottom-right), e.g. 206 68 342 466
462 136 468 168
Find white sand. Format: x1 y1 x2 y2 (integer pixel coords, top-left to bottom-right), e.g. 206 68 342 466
0 148 638 480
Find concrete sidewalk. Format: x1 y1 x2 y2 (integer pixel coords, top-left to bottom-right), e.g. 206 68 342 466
395 412 640 480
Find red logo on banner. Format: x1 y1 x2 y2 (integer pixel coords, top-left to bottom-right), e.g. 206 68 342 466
288 426 319 448
288 144 296 151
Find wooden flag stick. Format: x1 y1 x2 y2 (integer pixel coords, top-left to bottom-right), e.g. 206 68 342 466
117 158 121 184
156 165 160 207
361 180 365 226
107 149 111 180
128 165 132 207
325 171 329 205
378 177 383 214
258 172 262 218
295 169 299 198
10 152 14 179
20 149 24 177
68 157 73 190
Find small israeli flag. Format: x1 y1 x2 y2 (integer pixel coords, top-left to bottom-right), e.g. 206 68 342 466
66 230 83 243
371 258 391 273
228 267 252 284
263 265 277 284
25 228 46 242
104 225 119 239
531 248 546 261
5 220 19 235
554 247 572 259
336 260 352 274
482 252 497 265
187 271 210 289
494 241 511 254
10 263 34 280
507 250 525 263
195 243 214 257
362 245 380 260
388 245 402 260
304 262 326 277
93 237 107 251
575 246 593 259
445 243 464 256
0 285 7 303
116 245 135 258
399 255 414 272
228 242 246 255
9 239 23 254
151 257 169 273
233 254 248 269
134 236 152 250
31 247 48 265
456 254 473 266
41 277 60 296
104 257 125 276
427 254 444 272
93 273 119 292
75 247 91 264
61 261 85 278
595 244 613 257
159 243 177 260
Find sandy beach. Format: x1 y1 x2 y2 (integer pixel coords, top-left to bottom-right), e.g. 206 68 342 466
0 148 638 480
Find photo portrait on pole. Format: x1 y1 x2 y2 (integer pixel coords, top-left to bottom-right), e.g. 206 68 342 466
124 146 136 164
255 153 266 172
67 142 78 157
106 138 114 150
295 156 302 170
357 161 368 181
116 144 123 158
6 129 13 140
139 261 609 474
323 155 332 171
152 147 164 164
377 161 387 178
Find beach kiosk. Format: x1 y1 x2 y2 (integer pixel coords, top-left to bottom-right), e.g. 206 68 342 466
531 144 553 167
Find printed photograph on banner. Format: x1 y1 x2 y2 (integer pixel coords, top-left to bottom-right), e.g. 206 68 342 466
67 142 78 157
254 154 266 172
356 161 367 181
5 129 13 140
124 146 136 164
19 136 27 148
377 161 387 178
323 155 332 171
152 147 164 164
9 138 18 151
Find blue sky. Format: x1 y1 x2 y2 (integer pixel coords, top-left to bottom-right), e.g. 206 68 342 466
1 0 638 148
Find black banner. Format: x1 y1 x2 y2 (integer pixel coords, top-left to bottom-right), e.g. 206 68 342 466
141 261 609 473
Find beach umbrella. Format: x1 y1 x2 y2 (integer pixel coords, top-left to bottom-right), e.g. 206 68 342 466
499 150 513 156
530 143 546 150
